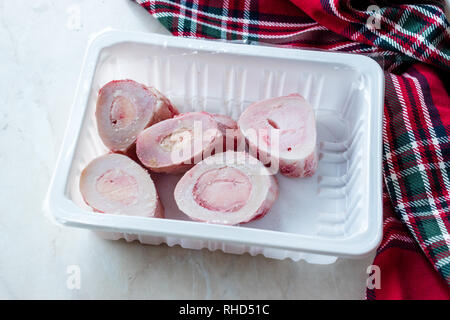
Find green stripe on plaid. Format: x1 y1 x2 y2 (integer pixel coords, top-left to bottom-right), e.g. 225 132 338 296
385 71 450 283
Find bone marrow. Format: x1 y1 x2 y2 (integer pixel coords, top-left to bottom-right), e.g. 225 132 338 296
174 151 278 225
96 79 178 152
136 112 222 174
238 94 318 177
79 153 163 217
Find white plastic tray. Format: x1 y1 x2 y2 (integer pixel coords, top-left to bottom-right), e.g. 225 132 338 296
45 30 384 264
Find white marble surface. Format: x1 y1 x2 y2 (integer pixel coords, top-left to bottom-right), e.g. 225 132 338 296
0 0 375 299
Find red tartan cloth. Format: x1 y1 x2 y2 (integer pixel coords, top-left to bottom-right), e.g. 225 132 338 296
366 187 450 300
133 0 450 299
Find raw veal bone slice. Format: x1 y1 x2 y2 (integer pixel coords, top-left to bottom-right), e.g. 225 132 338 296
79 153 163 218
136 112 223 174
96 79 178 152
238 94 318 177
210 113 245 152
174 151 278 225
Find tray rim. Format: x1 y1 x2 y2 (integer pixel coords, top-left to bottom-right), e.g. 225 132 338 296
44 29 384 258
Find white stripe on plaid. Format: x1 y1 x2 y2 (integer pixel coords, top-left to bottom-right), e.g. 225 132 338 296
242 0 250 42
389 74 426 248
378 233 416 252
383 216 398 226
423 234 450 247
148 0 156 12
220 0 229 40
189 0 199 37
415 4 450 36
138 0 319 28
404 71 450 249
328 0 360 42
177 0 186 36
403 72 450 191
395 205 450 219
397 7 410 27
400 195 450 211
385 135 450 159
328 42 361 51
382 95 411 230
374 7 450 61
152 12 328 39
384 160 450 182
328 0 450 62
435 255 450 270
391 73 449 272
406 18 439 62
356 19 417 60
348 48 400 56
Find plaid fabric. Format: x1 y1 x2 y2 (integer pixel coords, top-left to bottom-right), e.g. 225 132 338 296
134 0 450 289
366 190 450 299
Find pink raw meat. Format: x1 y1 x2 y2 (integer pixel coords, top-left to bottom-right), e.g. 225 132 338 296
210 113 245 152
136 112 223 174
174 151 278 225
96 79 178 152
79 153 163 218
238 94 318 177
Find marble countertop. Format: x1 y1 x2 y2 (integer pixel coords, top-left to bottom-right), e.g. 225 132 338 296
0 0 374 299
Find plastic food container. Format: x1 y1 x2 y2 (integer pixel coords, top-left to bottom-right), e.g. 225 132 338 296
44 30 384 264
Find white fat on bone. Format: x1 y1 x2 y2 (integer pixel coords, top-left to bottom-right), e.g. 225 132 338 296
96 79 178 152
79 153 163 218
238 93 318 177
174 151 278 225
136 112 223 174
